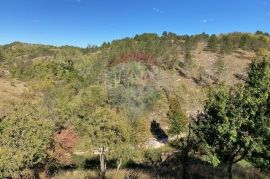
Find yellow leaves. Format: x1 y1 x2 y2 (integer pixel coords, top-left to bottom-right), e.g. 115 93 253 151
256 48 269 58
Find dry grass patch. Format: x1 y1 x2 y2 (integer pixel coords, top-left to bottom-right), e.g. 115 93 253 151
52 169 156 179
0 78 28 113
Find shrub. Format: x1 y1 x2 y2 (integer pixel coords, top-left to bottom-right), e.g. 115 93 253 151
0 102 54 178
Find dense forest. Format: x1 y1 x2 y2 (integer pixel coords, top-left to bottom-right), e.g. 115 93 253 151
0 31 270 179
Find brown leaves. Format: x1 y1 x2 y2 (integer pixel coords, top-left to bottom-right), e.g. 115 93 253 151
54 128 79 152
111 50 159 66
50 128 79 165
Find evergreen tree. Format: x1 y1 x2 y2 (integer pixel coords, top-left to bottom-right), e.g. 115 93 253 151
167 95 191 178
167 95 188 136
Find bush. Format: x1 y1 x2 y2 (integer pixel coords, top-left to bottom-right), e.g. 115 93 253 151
208 35 219 52
0 102 55 178
144 147 172 166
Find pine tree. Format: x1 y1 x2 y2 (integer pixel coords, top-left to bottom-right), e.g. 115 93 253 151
167 95 188 136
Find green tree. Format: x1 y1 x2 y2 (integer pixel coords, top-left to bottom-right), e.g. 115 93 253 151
85 107 131 149
167 95 188 136
208 35 219 52
184 50 192 69
255 30 269 36
0 102 54 178
239 34 252 50
167 95 190 178
74 107 138 171
244 59 270 170
220 36 233 55
134 33 159 41
195 59 270 177
194 84 253 179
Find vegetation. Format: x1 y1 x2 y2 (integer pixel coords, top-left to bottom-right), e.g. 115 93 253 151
0 31 269 178
167 95 188 136
245 60 270 171
0 102 54 178
195 59 270 179
208 35 219 52
213 57 225 77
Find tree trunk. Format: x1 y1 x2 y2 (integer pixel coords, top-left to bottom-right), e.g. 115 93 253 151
117 159 122 172
227 162 233 179
182 162 188 179
182 122 192 179
99 146 106 179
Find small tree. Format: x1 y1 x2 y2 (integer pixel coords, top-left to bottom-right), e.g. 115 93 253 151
213 57 225 78
208 35 219 52
167 95 188 137
220 36 233 55
79 107 133 177
184 50 192 70
239 34 252 50
167 95 199 178
99 146 106 179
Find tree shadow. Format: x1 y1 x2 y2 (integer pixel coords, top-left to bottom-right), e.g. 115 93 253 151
150 120 168 142
84 156 118 170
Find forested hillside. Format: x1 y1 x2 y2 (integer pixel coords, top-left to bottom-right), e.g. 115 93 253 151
0 31 270 178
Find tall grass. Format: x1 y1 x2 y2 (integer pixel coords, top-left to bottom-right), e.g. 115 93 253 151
51 169 155 179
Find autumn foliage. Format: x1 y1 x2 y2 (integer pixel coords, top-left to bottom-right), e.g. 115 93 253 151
50 128 79 164
112 50 159 66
